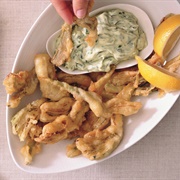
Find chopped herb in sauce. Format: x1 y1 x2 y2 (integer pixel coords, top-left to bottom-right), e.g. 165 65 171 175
60 9 147 72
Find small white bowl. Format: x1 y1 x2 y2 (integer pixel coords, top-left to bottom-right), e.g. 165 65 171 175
46 4 154 74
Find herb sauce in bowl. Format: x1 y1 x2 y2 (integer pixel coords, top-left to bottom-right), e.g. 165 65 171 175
61 9 147 72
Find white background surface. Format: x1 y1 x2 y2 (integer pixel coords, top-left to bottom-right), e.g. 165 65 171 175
0 0 180 179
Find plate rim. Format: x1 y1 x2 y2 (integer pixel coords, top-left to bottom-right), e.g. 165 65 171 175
6 2 180 174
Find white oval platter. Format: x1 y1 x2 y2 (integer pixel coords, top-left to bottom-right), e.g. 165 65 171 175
6 0 180 174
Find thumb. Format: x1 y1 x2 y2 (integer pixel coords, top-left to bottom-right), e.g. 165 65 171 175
73 0 89 19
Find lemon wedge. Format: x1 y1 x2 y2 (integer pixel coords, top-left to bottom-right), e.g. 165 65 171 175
135 56 180 92
153 14 180 60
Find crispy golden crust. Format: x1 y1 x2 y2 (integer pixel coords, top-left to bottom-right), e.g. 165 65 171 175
7 52 164 164
3 68 38 108
76 114 123 160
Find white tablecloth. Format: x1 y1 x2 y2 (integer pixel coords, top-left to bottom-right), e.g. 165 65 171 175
0 0 180 179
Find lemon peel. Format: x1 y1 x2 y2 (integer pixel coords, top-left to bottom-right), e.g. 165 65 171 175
135 56 180 92
153 14 180 60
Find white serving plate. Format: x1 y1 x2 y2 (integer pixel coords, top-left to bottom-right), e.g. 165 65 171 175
6 0 180 174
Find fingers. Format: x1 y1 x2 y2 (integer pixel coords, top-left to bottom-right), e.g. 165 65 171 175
50 0 74 24
72 0 89 19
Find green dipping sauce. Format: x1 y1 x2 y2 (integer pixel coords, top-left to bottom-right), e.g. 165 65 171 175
61 9 148 72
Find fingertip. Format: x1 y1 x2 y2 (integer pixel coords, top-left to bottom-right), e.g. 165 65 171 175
73 0 89 19
76 9 86 19
50 0 74 24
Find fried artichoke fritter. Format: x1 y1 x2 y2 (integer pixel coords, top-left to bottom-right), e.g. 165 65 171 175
11 98 46 141
3 68 38 108
105 83 142 116
51 23 73 67
35 100 89 144
66 142 82 158
76 114 123 160
40 97 75 123
21 138 41 165
35 115 77 144
57 71 92 89
34 54 69 101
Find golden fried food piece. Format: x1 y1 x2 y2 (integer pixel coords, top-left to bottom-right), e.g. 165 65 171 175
36 100 89 143
163 54 180 72
106 98 142 116
57 71 92 89
68 111 110 140
39 78 69 101
78 111 110 135
51 23 73 67
105 84 142 116
34 54 56 79
62 101 90 139
3 71 29 95
74 111 99 136
74 0 96 47
34 54 69 101
66 143 82 158
89 66 115 95
59 81 110 118
104 70 138 94
147 53 163 65
35 115 77 144
75 16 98 47
133 84 156 97
21 138 41 165
3 68 38 108
40 97 75 123
69 100 89 127
86 0 94 13
11 98 46 141
76 114 123 160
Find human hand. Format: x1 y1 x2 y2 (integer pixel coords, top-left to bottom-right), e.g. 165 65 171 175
50 0 91 24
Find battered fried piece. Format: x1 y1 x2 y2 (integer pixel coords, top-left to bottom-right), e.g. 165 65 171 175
69 100 89 127
66 143 82 158
74 0 97 47
163 54 180 72
11 98 46 141
51 23 73 67
77 111 99 134
59 81 110 118
86 0 94 13
80 111 110 134
57 71 92 89
76 114 123 160
36 99 89 143
35 115 77 144
34 54 56 79
134 86 156 96
105 70 138 94
39 78 69 101
3 71 29 95
40 97 75 123
147 53 163 65
75 16 98 47
21 138 41 165
105 84 142 116
3 68 38 108
89 66 115 95
34 54 69 101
